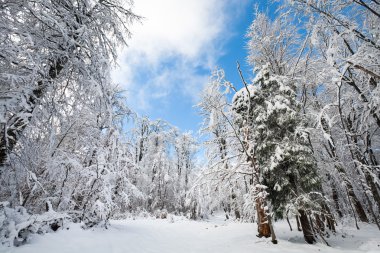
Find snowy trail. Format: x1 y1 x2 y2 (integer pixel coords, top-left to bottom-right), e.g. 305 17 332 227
1 216 379 253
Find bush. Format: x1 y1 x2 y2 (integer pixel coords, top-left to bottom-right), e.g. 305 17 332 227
0 202 69 247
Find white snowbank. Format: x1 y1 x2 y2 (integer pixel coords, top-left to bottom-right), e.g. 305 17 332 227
1 216 379 253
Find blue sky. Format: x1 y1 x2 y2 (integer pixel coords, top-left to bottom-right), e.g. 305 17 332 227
112 0 275 134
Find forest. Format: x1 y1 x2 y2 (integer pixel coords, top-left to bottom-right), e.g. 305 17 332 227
0 0 379 251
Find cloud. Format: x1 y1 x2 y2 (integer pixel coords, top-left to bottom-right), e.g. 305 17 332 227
112 0 248 114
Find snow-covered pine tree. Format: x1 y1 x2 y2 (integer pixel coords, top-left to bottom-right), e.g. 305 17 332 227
249 64 323 244
232 71 274 242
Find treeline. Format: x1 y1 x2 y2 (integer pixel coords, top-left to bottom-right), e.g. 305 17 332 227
194 0 380 245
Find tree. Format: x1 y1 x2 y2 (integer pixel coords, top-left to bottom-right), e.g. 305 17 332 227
0 0 140 167
247 64 323 243
283 0 380 228
129 117 198 215
247 12 300 76
173 132 197 212
231 72 275 240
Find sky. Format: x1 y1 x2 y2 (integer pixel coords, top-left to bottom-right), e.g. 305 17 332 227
112 0 274 134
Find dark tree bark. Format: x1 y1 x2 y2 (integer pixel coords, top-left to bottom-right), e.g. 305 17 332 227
322 204 336 233
299 209 316 244
331 182 343 218
315 214 325 232
344 173 369 223
296 215 302 231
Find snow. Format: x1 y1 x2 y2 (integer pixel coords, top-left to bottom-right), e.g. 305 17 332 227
1 215 379 253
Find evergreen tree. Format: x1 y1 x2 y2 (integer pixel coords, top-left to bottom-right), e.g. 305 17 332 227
232 70 275 242
250 64 322 243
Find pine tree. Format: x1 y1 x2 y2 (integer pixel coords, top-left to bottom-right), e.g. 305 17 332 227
250 64 322 244
232 71 275 241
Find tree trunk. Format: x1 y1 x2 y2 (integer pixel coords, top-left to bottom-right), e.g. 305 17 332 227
315 214 324 232
331 182 343 218
364 170 380 214
346 183 369 223
322 204 336 233
267 214 278 244
299 209 316 244
231 192 241 220
256 198 271 238
296 215 302 231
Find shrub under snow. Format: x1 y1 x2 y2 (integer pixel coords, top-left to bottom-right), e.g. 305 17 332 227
0 202 70 247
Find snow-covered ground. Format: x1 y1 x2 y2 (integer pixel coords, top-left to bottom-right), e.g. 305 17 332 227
1 215 379 253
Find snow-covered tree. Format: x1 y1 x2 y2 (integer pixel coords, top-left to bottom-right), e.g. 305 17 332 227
173 132 197 212
195 69 267 232
249 64 325 243
129 117 198 215
280 0 380 229
0 0 140 167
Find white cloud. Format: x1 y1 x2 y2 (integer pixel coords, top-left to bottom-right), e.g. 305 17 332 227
112 0 248 113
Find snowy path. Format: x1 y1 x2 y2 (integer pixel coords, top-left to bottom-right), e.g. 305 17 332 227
1 216 379 253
